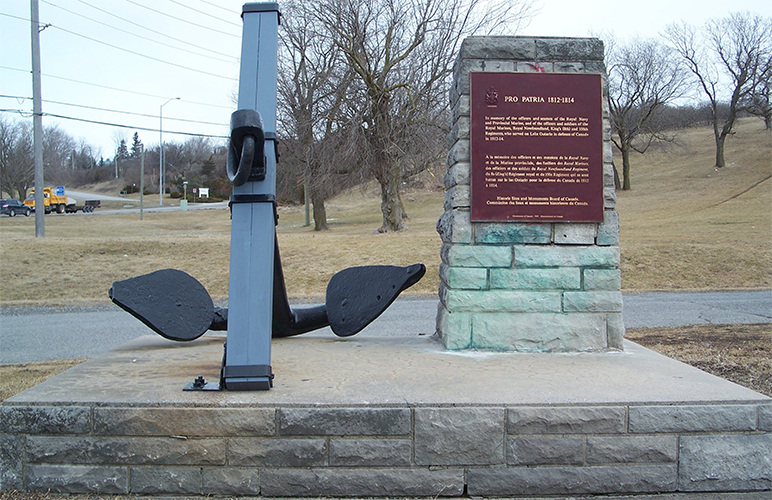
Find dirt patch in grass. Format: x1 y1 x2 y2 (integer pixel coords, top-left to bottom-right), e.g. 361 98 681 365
626 323 772 397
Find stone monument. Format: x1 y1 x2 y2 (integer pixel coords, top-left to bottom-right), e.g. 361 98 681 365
437 36 623 351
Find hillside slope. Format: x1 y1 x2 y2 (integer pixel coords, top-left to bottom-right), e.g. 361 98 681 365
617 117 771 290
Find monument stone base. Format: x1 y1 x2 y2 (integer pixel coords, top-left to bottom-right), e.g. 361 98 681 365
2 333 770 497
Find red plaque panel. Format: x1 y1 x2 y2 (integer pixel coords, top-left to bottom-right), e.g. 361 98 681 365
470 72 604 222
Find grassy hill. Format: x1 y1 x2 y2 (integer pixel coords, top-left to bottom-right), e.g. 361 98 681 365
617 117 771 290
0 118 769 305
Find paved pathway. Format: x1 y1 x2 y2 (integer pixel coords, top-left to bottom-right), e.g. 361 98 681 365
1 290 770 364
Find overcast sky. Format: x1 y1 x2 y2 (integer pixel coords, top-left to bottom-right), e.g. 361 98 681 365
1 0 770 159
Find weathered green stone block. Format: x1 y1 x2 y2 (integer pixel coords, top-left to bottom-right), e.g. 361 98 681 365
514 245 619 268
446 290 561 313
475 223 551 244
440 264 488 289
563 291 623 312
490 268 580 290
472 313 607 351
436 303 472 349
584 269 621 290
442 244 512 268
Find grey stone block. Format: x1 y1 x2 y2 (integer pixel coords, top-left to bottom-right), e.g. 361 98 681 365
330 438 412 466
597 210 620 245
607 312 626 350
443 185 470 211
760 404 772 431
509 406 626 434
443 162 470 189
604 186 618 209
27 465 128 494
587 435 678 464
93 407 275 436
279 408 410 436
228 438 326 467
473 312 607 351
679 434 772 492
261 468 464 497
468 464 677 496
0 434 24 490
414 407 505 465
202 467 260 496
629 405 758 433
436 209 472 244
535 38 604 61
507 436 584 465
516 61 554 72
0 405 90 434
129 466 201 495
447 139 470 166
475 222 552 244
460 36 536 61
553 223 597 244
480 60 516 72
26 436 226 465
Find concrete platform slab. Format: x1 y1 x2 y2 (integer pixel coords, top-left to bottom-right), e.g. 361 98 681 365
5 334 768 407
2 334 770 497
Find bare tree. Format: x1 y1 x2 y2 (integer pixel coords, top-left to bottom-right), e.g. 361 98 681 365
605 36 688 190
278 0 359 230
0 116 34 200
312 0 535 232
665 12 772 167
744 70 772 129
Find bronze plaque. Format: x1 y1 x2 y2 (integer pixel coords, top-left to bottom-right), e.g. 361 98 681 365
470 72 604 222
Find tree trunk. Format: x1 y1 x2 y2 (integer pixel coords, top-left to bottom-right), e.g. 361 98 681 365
311 193 328 231
378 161 405 232
621 145 632 191
765 115 771 130
714 133 726 168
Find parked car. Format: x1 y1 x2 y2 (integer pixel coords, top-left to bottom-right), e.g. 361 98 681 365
0 199 31 217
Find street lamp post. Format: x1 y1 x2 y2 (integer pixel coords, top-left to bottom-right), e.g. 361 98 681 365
159 97 180 206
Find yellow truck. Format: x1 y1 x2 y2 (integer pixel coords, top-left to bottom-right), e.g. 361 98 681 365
24 186 98 214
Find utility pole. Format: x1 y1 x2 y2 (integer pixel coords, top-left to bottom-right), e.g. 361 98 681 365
31 0 44 237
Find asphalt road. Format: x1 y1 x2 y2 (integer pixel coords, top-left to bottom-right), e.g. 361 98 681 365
1 290 770 364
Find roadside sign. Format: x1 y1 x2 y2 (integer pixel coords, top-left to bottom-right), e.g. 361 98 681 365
55 186 65 196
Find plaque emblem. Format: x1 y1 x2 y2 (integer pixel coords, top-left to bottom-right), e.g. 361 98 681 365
485 87 499 107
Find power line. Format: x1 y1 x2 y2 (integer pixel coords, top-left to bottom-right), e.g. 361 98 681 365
72 0 238 61
49 23 237 81
0 108 228 139
197 0 239 15
122 0 239 38
43 112 229 139
40 0 238 64
165 0 241 28
0 66 233 109
0 94 227 126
